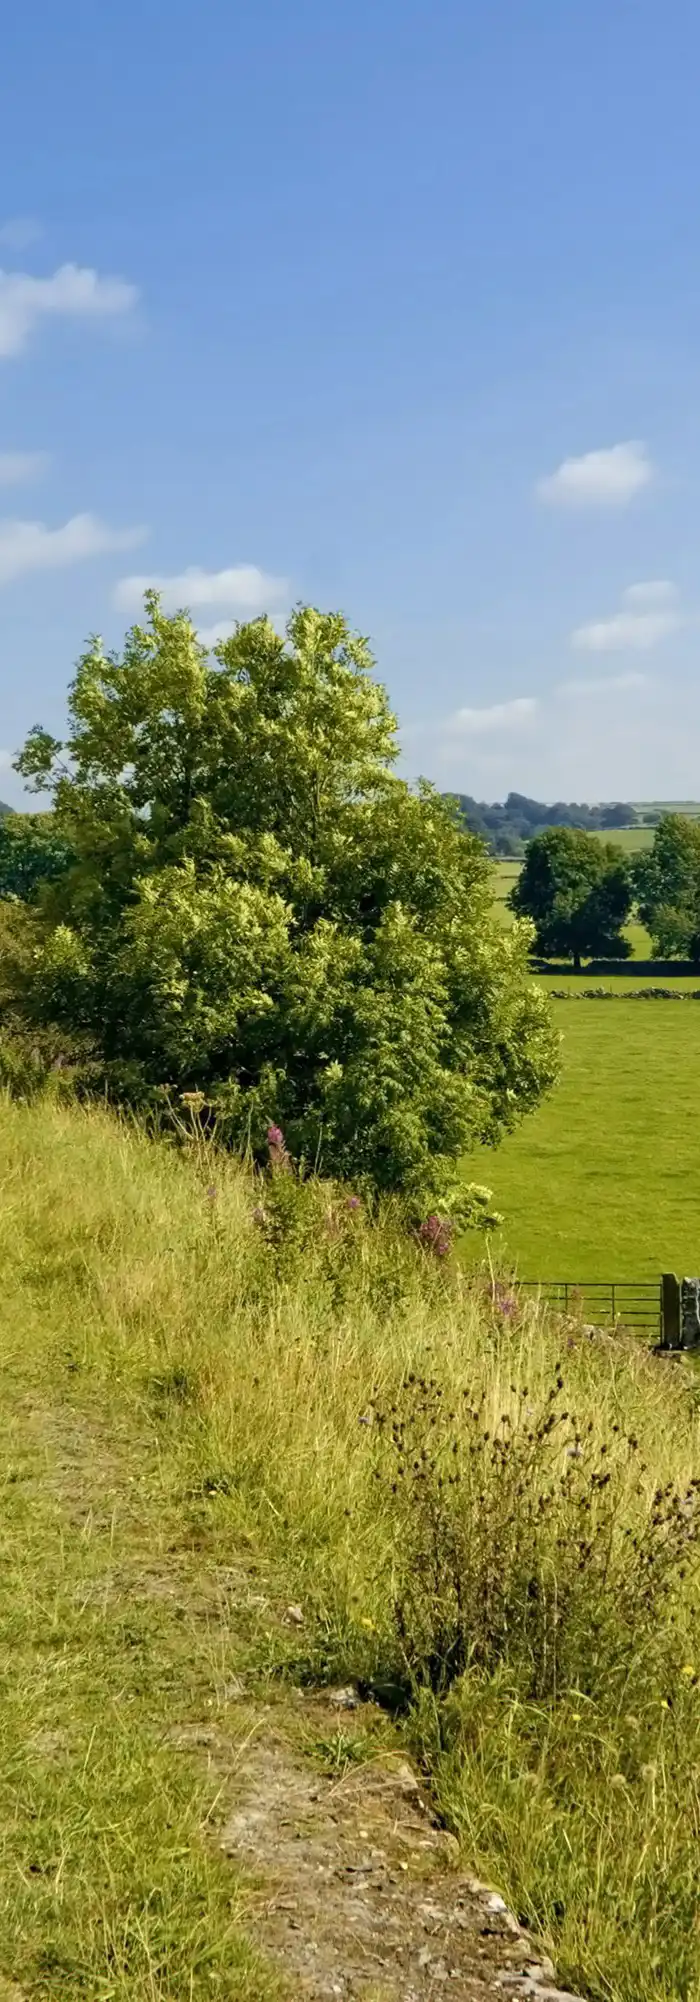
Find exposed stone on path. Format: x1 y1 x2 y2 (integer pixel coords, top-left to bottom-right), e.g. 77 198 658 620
219 1716 587 2001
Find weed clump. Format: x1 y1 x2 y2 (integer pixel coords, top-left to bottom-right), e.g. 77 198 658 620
370 1369 700 1701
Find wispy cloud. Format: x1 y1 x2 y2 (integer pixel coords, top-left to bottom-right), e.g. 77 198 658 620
114 562 289 615
623 580 677 607
0 514 148 586
537 441 653 509
451 697 538 735
558 671 649 698
0 263 137 359
0 450 48 486
572 582 682 653
0 217 41 251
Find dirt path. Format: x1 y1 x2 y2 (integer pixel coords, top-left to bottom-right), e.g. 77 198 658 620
217 1713 585 2001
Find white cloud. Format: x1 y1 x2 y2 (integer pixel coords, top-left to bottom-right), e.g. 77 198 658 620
536 441 653 509
572 581 683 653
114 562 288 615
0 217 41 250
558 672 649 698
451 697 538 735
0 263 137 359
197 621 236 648
0 450 48 486
623 579 676 607
0 513 148 586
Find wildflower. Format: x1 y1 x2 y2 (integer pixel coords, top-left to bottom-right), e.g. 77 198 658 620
360 1616 376 1631
493 1282 518 1318
418 1214 453 1258
266 1123 292 1173
346 1195 361 1211
180 1089 205 1108
682 1663 696 1677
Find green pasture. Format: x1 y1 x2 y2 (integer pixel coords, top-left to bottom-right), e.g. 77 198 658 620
473 1002 700 1281
589 824 653 851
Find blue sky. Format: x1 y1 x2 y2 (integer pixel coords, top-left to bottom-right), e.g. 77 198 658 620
2 0 700 806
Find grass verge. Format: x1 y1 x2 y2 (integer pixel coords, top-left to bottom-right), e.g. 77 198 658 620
2 1097 700 2000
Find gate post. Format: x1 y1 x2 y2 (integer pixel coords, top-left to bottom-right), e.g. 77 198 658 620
661 1273 681 1348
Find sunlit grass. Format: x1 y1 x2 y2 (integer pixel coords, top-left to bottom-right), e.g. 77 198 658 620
474 1002 700 1279
2 1097 700 2000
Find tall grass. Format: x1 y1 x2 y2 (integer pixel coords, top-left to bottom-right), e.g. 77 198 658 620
2 1096 700 1999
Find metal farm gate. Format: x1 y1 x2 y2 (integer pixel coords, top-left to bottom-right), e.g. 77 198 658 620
514 1275 700 1349
516 1278 664 1341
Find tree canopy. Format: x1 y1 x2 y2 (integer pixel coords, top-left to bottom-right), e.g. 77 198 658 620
509 825 633 968
13 595 558 1206
0 812 74 903
634 814 700 960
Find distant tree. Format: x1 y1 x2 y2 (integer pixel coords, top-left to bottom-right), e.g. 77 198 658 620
445 791 637 853
509 827 633 969
599 803 635 829
634 815 700 960
0 813 74 902
12 595 559 1209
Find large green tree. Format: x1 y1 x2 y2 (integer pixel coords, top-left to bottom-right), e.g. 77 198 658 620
0 812 74 902
634 814 700 960
14 595 558 1204
510 826 633 969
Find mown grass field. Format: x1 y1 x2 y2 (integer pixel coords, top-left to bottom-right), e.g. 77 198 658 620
474 1002 700 1279
589 825 654 852
486 851 700 1279
4 1097 700 2002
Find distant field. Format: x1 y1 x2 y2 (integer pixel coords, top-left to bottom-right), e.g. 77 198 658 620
491 859 521 928
532 972 700 993
471 1004 700 1280
632 800 700 815
589 825 653 851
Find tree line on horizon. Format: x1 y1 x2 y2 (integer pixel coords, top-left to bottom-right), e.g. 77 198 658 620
448 789 650 856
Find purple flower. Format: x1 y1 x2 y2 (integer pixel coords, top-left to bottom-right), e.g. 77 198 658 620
267 1124 284 1148
418 1213 453 1258
346 1195 361 1211
493 1282 518 1319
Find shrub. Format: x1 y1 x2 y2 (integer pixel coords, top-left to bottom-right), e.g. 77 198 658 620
11 595 558 1210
